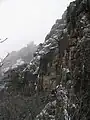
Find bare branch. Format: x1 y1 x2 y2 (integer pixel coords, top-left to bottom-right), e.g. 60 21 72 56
3 52 9 62
0 53 9 67
0 38 8 43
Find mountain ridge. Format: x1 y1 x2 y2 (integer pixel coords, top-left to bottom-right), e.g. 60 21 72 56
0 0 90 119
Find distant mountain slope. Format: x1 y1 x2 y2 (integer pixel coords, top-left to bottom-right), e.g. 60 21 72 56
2 41 37 70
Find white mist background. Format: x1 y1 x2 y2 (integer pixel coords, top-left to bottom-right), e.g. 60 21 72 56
0 0 73 58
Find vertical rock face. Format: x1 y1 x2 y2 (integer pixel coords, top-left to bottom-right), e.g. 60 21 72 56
65 1 90 119
27 11 68 93
35 0 90 119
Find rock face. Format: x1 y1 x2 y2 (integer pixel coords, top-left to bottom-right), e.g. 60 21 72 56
0 0 90 119
34 0 90 119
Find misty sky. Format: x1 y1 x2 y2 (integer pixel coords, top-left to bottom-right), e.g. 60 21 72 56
0 0 73 58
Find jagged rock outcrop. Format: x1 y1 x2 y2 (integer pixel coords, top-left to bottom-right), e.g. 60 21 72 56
0 0 90 119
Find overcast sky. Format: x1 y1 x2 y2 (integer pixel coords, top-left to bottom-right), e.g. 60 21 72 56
0 0 73 58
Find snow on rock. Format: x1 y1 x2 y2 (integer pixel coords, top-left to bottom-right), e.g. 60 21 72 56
56 85 68 106
64 109 71 120
44 43 51 48
25 10 67 77
33 67 39 75
63 68 70 73
3 67 10 73
11 58 25 69
35 84 73 120
38 50 45 55
35 100 56 120
36 55 41 60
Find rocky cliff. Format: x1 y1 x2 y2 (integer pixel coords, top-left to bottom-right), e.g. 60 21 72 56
0 0 90 120
33 0 90 119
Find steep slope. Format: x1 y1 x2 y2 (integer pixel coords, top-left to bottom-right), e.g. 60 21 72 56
33 0 90 119
28 11 67 74
0 0 90 119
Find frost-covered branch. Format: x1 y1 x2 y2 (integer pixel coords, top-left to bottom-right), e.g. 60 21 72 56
0 38 8 43
0 53 9 67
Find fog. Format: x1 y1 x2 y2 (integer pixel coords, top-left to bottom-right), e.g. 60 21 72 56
0 0 73 58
